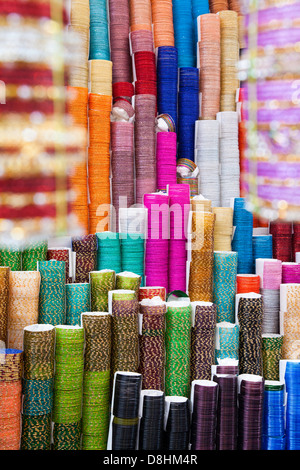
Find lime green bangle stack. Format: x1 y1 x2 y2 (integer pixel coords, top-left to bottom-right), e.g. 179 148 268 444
90 270 116 312
81 313 112 450
21 324 55 450
115 272 141 299
53 326 84 450
22 240 48 271
262 334 284 381
165 301 192 398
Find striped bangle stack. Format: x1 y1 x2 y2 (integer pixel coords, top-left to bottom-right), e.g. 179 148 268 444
0 348 23 450
52 325 84 450
21 324 55 450
81 312 112 449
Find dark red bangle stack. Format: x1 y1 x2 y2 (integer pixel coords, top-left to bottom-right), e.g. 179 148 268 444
0 0 68 22
135 80 157 96
292 223 300 261
0 204 62 221
112 82 134 104
72 234 97 283
269 221 293 262
134 51 157 97
2 99 55 115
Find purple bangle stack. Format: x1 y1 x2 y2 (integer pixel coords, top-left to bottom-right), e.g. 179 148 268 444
237 375 264 450
213 373 238 450
191 380 218 450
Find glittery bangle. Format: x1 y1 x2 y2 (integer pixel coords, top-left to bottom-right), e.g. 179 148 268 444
53 326 84 428
165 301 192 397
90 270 116 312
262 334 283 381
21 413 52 450
0 267 10 346
66 283 91 326
23 324 55 380
139 298 166 390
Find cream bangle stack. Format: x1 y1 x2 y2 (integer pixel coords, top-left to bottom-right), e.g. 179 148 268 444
69 0 90 88
280 283 300 360
212 207 233 251
89 60 113 95
7 271 41 350
191 195 212 213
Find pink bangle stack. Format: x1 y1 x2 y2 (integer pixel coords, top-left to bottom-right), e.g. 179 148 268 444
168 184 190 293
110 121 135 231
282 263 300 284
134 95 157 205
156 131 177 191
143 193 170 291
109 0 132 84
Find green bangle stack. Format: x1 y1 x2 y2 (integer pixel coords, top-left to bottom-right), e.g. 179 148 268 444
81 313 112 450
115 271 141 299
262 334 284 381
53 325 84 450
22 240 48 271
90 270 116 312
0 246 21 271
53 421 82 450
165 301 192 398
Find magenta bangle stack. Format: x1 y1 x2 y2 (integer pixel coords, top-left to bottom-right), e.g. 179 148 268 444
156 131 177 191
168 184 190 293
143 193 170 291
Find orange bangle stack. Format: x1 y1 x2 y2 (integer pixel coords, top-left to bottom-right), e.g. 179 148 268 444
236 274 261 294
151 0 174 48
219 10 239 112
228 0 241 14
67 86 89 234
209 0 228 13
130 0 152 32
188 211 216 302
228 0 244 49
88 93 112 234
198 13 221 120
0 350 23 450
